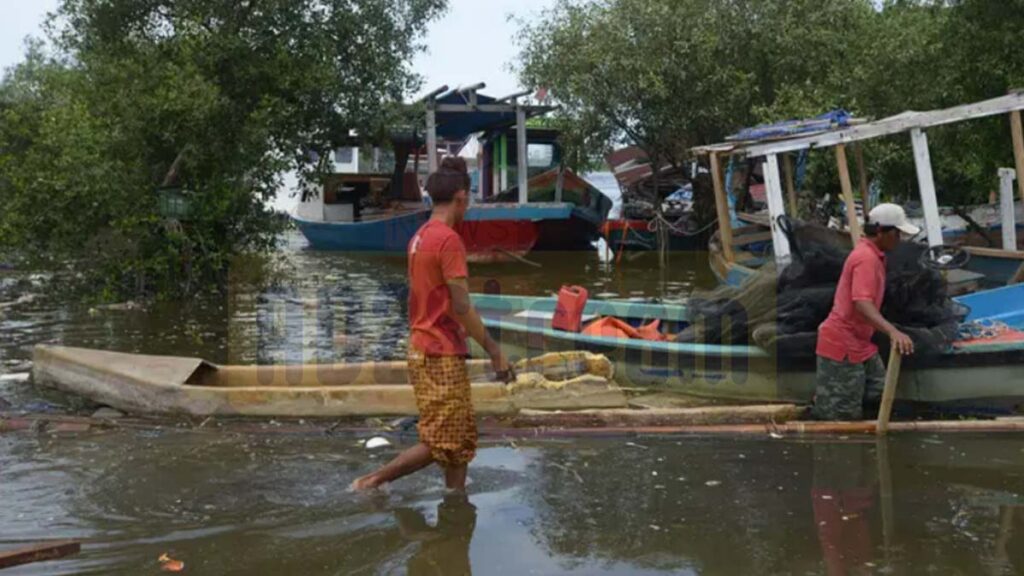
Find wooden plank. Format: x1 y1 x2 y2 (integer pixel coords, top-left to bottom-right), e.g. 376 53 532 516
516 105 529 204
762 154 791 265
910 129 944 247
876 344 902 436
1012 110 1024 205
732 231 774 247
0 540 81 569
710 152 735 262
835 144 862 242
855 143 870 212
962 246 1024 260
783 154 798 216
513 404 806 428
737 212 771 227
744 92 1024 157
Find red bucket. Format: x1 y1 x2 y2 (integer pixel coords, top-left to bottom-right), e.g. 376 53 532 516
552 285 589 332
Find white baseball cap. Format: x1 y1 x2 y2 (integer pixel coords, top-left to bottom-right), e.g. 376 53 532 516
868 203 920 235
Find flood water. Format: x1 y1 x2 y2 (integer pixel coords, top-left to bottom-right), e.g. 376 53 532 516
1 232 1023 574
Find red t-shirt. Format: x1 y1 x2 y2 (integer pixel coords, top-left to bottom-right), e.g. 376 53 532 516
408 220 469 356
816 239 886 363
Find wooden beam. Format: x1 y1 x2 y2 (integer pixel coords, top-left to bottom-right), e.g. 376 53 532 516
710 152 735 262
782 154 798 216
435 103 556 114
835 144 862 242
0 541 81 569
555 164 565 203
876 344 902 436
743 92 1024 157
1012 110 1024 205
425 104 438 174
763 154 792 265
910 128 944 247
516 105 529 204
855 143 870 212
999 167 1018 250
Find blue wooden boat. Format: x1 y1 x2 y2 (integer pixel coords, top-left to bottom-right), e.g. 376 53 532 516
293 208 429 252
472 286 1024 414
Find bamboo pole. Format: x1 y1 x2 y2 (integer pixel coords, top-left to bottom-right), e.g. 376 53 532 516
783 154 798 216
855 143 870 213
1011 110 1024 205
876 344 903 435
710 152 735 262
836 144 862 241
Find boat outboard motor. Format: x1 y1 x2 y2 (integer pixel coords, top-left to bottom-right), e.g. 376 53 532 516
919 245 971 271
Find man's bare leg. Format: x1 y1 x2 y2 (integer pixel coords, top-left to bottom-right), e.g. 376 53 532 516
351 443 433 490
444 464 468 491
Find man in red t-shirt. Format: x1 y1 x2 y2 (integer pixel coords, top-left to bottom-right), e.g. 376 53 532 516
352 157 509 491
810 203 918 421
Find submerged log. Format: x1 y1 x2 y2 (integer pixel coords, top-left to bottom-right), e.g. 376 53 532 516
0 540 80 569
512 404 806 428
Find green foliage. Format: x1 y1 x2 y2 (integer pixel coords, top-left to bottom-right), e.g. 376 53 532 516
518 0 1024 206
0 0 445 298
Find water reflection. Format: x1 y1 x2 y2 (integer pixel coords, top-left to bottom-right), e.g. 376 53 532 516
811 442 879 576
395 494 477 576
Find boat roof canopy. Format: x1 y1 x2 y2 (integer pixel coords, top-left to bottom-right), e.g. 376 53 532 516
693 91 1024 158
426 86 556 140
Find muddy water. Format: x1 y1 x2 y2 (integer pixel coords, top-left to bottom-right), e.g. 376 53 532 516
1 430 1023 574
1 233 1023 574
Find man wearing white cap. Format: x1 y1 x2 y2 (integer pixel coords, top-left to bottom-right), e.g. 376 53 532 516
811 203 919 421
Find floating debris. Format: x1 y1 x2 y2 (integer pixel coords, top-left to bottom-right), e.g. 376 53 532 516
364 436 391 449
158 553 185 572
705 480 721 487
0 373 30 383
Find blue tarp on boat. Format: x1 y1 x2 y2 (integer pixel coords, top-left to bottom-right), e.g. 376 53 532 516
728 110 853 142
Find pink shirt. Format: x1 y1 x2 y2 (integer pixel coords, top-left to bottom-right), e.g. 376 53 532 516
816 239 886 363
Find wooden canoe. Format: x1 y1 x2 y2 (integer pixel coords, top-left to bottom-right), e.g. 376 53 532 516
31 345 626 417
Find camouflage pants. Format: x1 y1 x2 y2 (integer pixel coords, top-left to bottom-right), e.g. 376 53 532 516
810 354 886 421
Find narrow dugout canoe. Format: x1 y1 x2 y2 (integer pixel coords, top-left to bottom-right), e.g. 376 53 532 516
31 345 625 417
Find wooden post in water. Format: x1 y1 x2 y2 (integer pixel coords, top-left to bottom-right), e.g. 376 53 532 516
710 152 735 262
876 438 895 564
835 144 862 242
1011 109 1024 205
0 541 80 569
876 343 902 435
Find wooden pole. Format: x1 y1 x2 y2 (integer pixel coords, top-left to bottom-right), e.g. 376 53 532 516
1011 110 1024 205
910 128 944 247
855 143 870 213
710 152 735 262
783 154 798 216
835 144 862 242
999 167 1018 250
763 154 792 265
876 343 902 436
0 541 81 569
426 103 438 174
516 104 529 204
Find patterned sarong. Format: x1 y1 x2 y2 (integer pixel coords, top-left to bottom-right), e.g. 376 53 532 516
408 349 477 466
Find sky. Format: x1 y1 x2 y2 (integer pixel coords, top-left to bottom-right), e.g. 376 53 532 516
0 0 555 97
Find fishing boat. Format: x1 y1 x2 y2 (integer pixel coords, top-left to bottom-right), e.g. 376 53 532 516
472 286 1024 414
31 346 625 417
293 85 611 258
694 93 1024 288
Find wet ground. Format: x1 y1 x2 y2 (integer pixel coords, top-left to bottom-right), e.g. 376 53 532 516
1 232 1023 574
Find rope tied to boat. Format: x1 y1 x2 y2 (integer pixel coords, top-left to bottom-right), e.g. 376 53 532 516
646 212 718 237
